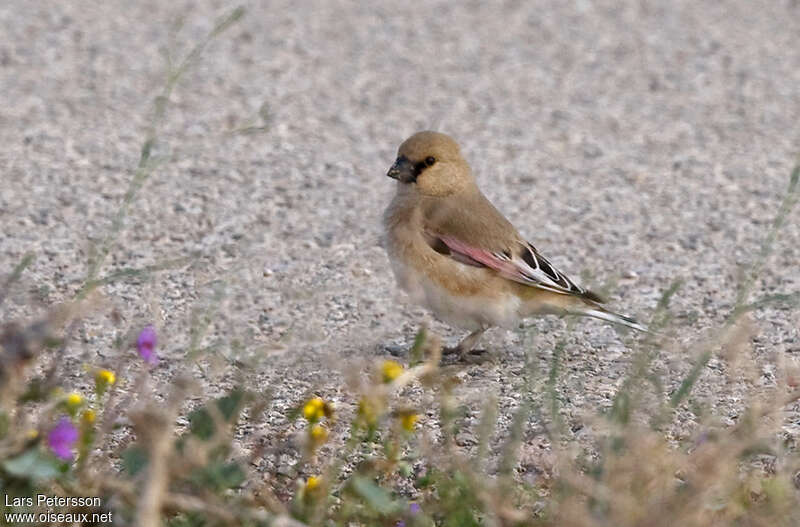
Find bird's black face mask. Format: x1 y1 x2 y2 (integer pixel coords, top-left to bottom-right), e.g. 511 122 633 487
386 155 418 184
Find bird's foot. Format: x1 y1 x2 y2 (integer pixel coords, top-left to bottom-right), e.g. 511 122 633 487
442 347 491 364
443 345 487 355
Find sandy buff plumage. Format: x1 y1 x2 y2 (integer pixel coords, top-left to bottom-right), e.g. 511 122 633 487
383 131 646 358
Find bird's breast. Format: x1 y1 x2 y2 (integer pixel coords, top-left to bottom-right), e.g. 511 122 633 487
383 209 522 329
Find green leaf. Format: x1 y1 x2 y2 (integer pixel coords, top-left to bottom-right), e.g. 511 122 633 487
409 328 427 365
217 390 246 420
122 446 149 476
416 471 433 488
191 461 245 491
2 449 61 481
189 409 214 440
350 476 402 516
189 390 247 440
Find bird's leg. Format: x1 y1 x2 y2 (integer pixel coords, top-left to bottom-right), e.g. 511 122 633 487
443 328 487 359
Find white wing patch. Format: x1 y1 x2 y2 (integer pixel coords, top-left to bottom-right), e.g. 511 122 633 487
509 243 586 296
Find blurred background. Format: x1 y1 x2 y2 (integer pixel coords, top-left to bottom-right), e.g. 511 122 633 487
2 0 798 388
1 1 799 521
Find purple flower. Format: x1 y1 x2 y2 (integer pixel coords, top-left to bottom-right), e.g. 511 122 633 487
48 416 78 461
395 503 421 526
137 325 158 365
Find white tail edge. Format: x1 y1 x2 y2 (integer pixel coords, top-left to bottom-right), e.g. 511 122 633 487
583 308 650 333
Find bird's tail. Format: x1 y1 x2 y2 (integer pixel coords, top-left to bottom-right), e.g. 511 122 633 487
581 306 650 333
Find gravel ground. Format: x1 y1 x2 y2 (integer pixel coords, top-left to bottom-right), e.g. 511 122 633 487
2 0 800 480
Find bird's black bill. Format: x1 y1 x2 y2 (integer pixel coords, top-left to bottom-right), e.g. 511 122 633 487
387 155 417 183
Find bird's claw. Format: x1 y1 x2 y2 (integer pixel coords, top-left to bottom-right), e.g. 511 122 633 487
442 347 491 365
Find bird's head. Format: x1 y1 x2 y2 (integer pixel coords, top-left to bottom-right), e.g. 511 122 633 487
387 131 473 197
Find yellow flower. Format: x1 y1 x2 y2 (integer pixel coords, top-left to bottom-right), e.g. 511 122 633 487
400 412 419 432
26 429 39 440
94 369 116 396
63 392 84 417
82 409 96 424
381 360 404 383
305 475 321 491
96 369 116 385
66 392 83 409
310 423 329 443
303 397 325 422
357 398 378 427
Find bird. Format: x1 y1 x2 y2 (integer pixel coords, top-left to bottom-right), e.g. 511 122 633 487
382 131 647 360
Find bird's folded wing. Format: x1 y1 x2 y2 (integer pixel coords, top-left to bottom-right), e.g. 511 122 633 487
437 234 597 300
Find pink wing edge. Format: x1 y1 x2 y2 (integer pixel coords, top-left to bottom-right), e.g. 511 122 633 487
438 235 529 284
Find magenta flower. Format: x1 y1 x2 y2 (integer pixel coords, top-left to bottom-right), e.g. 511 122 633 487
395 503 421 526
137 325 158 365
48 416 78 461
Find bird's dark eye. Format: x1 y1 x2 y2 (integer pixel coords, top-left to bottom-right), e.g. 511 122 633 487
424 156 436 167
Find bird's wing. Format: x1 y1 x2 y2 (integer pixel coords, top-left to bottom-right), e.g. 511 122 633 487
422 191 603 302
436 234 603 302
